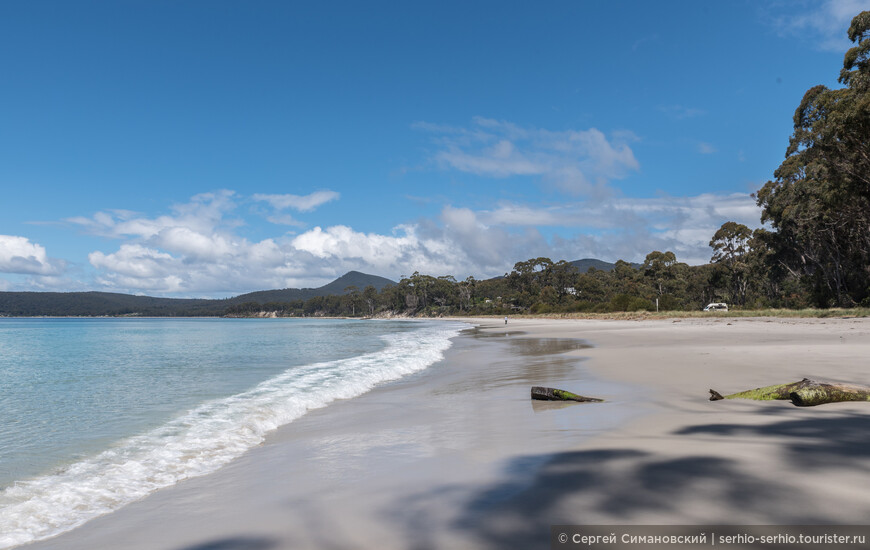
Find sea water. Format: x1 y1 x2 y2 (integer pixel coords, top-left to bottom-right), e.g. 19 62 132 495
0 317 466 548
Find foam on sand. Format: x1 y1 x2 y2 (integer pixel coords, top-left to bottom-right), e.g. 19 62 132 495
0 321 467 549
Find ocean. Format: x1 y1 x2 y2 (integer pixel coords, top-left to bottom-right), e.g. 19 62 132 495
0 317 467 548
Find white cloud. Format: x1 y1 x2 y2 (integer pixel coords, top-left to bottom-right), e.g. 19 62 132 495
252 190 340 212
292 225 416 264
68 190 238 240
460 192 763 267
70 193 295 294
605 192 763 264
417 117 640 195
289 216 545 279
67 187 764 295
478 203 579 227
284 192 762 282
74 191 544 293
89 245 176 279
772 0 870 51
0 235 65 276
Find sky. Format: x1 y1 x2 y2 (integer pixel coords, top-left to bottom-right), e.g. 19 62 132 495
2 0 870 297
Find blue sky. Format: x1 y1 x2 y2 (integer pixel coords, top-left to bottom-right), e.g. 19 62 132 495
2 0 869 296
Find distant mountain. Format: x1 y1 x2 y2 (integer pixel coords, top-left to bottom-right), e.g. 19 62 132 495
568 258 643 272
314 271 395 294
0 271 397 317
226 271 396 305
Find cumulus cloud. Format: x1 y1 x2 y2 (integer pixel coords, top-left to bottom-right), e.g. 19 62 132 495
289 217 545 279
0 235 65 276
466 192 763 266
771 0 870 52
588 192 762 265
416 117 639 195
66 187 763 295
69 192 294 294
69 190 544 293
284 192 762 282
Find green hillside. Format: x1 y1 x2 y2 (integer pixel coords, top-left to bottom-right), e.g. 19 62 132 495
0 271 396 317
0 292 215 317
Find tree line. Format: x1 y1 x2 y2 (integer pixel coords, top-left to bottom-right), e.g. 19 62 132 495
218 248 793 318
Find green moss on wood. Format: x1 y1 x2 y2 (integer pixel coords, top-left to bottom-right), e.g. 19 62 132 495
711 378 870 407
710 379 812 401
791 385 870 407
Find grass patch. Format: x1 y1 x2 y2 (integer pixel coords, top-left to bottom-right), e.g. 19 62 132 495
462 307 870 321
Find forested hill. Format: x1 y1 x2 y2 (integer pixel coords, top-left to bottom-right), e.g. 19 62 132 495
226 271 396 305
0 271 397 317
0 292 217 317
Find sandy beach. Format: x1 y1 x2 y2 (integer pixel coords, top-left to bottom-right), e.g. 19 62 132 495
23 317 870 550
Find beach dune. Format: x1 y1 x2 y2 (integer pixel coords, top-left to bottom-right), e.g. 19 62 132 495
24 317 870 550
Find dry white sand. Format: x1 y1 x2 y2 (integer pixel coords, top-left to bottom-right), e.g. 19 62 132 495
24 317 870 550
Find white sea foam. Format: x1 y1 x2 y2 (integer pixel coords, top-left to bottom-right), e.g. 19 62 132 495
0 321 466 549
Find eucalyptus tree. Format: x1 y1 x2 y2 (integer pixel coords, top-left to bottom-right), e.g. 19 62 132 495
709 222 753 306
362 285 378 316
756 10 870 306
642 251 678 296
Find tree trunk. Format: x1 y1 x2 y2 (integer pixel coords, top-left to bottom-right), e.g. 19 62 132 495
709 378 870 407
531 386 603 403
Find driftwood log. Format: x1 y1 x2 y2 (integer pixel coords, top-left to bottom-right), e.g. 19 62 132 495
531 386 603 403
709 378 870 407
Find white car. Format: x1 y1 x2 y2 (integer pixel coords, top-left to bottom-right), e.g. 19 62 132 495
703 302 728 311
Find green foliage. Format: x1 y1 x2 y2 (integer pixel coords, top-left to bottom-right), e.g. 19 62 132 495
756 10 870 307
609 294 654 312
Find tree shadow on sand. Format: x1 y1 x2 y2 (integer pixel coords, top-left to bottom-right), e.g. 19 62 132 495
675 411 870 469
451 450 795 550
175 536 279 550
389 412 870 550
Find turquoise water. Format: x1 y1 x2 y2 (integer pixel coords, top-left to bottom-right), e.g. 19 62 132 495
0 318 466 548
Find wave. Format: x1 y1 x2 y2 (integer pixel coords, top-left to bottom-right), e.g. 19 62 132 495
0 321 466 549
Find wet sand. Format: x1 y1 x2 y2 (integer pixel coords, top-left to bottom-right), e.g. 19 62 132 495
24 317 870 549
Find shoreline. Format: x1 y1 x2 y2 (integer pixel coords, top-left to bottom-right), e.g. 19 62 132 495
21 317 870 549
4 304 870 321
23 318 630 550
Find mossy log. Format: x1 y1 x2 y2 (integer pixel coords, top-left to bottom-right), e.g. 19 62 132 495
709 378 870 407
531 386 603 403
709 379 815 402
